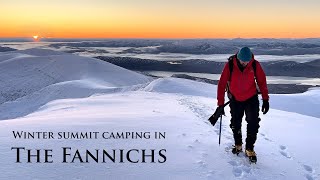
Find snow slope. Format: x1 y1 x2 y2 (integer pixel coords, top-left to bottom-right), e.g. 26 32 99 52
270 88 320 118
0 49 152 119
0 49 319 180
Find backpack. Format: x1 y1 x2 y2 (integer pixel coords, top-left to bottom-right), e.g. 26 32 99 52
226 55 259 99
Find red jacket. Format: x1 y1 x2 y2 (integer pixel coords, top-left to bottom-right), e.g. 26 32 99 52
217 55 269 106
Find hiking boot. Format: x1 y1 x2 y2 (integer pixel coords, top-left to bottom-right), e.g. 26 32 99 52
245 149 257 163
232 145 243 155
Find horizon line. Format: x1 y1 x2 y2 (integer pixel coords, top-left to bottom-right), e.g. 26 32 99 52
1 37 320 40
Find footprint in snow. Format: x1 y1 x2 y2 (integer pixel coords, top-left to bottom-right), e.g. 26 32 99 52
260 133 273 142
225 142 234 152
279 145 286 150
279 145 292 159
206 170 215 179
305 174 314 180
194 139 201 144
232 167 243 177
201 152 208 158
152 110 162 113
178 96 212 123
303 165 313 173
228 152 254 178
228 160 240 166
177 133 187 138
197 160 207 168
264 137 273 142
302 164 316 180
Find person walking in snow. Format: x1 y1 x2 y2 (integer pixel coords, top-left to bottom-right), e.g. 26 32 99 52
215 47 269 163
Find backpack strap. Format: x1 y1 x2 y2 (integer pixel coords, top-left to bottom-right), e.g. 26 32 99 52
228 55 235 81
226 55 235 99
252 60 257 78
251 60 261 94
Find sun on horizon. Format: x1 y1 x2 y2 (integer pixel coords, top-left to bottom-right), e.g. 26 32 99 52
33 35 39 41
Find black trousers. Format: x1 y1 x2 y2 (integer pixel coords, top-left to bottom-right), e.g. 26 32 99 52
229 95 260 150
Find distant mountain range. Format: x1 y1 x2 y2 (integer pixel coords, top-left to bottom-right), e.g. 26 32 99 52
0 46 16 52
96 56 320 78
46 38 320 55
2 38 320 55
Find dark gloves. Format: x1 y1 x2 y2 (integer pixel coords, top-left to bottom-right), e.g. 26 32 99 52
215 106 225 116
208 106 225 126
262 100 269 114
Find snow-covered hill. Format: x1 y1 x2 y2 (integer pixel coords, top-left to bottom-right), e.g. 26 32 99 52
0 49 152 119
0 49 319 180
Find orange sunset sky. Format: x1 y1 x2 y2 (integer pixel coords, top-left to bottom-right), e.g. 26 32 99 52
1 0 320 38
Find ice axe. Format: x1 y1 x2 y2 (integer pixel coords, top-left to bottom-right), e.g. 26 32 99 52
208 101 230 145
218 115 222 145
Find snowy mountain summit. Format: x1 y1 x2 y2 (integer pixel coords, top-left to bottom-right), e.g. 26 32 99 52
0 48 319 180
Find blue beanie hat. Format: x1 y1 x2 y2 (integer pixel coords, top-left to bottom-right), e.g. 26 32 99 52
237 47 252 62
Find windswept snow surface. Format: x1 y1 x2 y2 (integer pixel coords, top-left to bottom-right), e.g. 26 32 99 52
0 49 319 180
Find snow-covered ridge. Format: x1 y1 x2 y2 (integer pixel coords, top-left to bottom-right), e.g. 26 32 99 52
0 48 152 119
143 77 217 98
